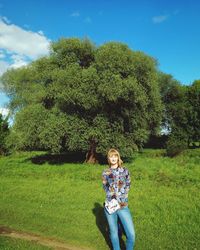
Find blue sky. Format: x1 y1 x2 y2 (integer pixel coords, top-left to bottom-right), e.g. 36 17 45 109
0 0 200 112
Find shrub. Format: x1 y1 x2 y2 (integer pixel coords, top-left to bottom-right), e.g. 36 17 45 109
166 129 188 157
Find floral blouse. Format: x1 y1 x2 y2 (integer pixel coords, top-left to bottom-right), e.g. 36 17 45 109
102 166 131 208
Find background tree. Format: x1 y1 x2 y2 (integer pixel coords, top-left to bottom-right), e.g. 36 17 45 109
0 113 9 155
157 72 200 155
1 38 163 163
187 80 200 146
158 72 188 133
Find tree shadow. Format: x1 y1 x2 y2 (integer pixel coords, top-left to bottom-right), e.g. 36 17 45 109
92 202 126 250
24 151 107 165
27 151 85 165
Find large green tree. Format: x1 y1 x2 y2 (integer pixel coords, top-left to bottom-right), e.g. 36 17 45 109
1 38 163 163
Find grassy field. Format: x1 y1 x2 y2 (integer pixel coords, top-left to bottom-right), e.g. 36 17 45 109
0 149 199 250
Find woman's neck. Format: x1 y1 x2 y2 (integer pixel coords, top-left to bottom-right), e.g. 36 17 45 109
110 163 118 169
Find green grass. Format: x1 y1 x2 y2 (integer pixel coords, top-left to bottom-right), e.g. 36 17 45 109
0 149 200 250
0 235 51 249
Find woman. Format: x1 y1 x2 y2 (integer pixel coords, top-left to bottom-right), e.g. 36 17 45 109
102 148 135 250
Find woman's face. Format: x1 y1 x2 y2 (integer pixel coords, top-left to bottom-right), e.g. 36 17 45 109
109 154 118 165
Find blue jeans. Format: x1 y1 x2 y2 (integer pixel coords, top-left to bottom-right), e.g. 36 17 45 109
104 206 135 250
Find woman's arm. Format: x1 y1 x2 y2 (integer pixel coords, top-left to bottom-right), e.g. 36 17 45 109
102 170 115 200
102 170 109 193
125 168 131 192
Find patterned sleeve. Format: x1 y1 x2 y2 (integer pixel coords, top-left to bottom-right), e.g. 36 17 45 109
125 168 131 192
102 170 109 193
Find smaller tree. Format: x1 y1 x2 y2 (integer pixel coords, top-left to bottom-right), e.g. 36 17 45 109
187 80 200 145
0 113 9 155
166 127 188 157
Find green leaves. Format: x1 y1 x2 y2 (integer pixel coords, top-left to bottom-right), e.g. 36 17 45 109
51 37 96 68
95 42 134 77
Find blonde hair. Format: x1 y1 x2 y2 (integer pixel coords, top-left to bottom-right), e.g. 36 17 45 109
107 148 123 167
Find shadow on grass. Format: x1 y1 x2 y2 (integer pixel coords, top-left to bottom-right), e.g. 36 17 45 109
92 202 126 250
25 151 107 165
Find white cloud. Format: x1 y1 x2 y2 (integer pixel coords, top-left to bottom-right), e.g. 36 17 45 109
69 12 92 23
0 107 9 117
0 17 51 77
0 53 28 75
0 61 9 76
10 54 29 69
0 17 50 59
70 11 80 17
38 30 44 35
152 15 169 24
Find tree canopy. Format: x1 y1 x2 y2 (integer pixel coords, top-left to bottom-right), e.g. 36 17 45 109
1 38 163 162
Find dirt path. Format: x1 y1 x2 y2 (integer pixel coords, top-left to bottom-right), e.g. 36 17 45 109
0 225 93 250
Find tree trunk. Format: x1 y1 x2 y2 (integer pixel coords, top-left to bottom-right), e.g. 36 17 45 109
84 139 99 164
